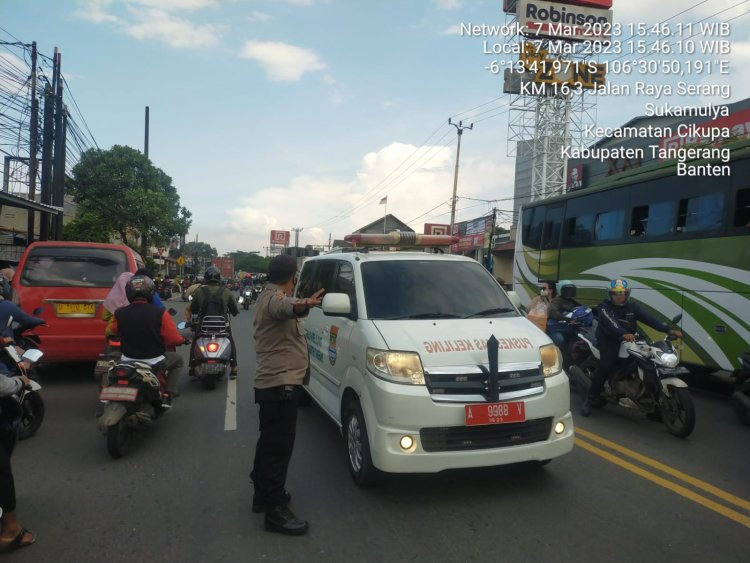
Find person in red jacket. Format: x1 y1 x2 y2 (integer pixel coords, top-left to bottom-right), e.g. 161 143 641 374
107 275 187 400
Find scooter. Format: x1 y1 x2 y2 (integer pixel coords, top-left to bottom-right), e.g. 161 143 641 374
731 352 750 426
185 315 232 390
2 348 44 441
2 312 46 440
568 315 696 437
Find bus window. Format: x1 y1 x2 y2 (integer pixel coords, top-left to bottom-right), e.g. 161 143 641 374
541 206 563 249
630 206 648 237
564 214 594 246
523 207 544 249
594 209 625 241
677 193 724 233
734 188 750 228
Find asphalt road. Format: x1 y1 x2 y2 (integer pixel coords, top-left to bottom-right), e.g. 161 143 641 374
8 300 750 562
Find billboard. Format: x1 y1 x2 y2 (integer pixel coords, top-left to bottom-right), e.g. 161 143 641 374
423 223 450 236
270 230 291 245
450 215 493 253
506 0 612 11
517 0 613 42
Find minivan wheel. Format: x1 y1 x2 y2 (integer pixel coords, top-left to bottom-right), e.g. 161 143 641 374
343 400 382 487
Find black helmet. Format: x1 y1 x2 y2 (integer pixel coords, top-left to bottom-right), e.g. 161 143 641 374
204 266 222 282
558 279 576 299
125 275 156 303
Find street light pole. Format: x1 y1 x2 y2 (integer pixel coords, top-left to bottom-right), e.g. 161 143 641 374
448 118 473 246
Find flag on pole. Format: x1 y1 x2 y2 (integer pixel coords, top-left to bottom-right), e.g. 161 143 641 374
379 196 387 205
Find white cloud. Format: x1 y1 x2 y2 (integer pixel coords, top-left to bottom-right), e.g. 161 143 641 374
435 0 461 10
0 53 29 94
73 0 119 23
220 141 513 253
440 24 462 36
247 11 273 23
239 41 326 81
125 8 222 48
616 0 749 23
127 0 218 10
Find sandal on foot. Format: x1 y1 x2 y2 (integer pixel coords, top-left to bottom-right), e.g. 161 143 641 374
1 527 36 549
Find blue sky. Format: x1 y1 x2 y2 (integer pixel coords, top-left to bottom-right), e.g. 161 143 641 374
2 0 749 254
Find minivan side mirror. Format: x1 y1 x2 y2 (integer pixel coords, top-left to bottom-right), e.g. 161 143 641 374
321 293 352 317
506 290 522 310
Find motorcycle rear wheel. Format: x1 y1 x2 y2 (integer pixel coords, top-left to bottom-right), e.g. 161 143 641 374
17 391 45 441
107 418 132 458
202 372 217 390
660 387 696 438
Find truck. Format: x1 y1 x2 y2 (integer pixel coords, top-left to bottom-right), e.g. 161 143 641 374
211 257 235 280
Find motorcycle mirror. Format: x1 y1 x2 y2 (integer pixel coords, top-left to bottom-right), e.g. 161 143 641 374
176 321 188 330
672 314 682 324
32 307 44 315
21 348 43 364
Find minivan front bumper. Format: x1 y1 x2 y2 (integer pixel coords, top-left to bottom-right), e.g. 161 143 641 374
359 371 574 473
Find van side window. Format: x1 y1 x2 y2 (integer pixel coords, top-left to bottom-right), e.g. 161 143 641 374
333 262 357 317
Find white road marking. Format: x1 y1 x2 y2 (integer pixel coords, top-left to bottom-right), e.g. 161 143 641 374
224 377 237 431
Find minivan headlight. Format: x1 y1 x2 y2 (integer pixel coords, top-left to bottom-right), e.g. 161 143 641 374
540 344 562 377
366 348 425 385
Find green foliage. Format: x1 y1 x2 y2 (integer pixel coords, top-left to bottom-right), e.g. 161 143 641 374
228 250 270 274
182 241 217 274
66 145 192 254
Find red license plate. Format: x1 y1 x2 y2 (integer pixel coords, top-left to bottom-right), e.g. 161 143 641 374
465 401 525 426
99 386 139 402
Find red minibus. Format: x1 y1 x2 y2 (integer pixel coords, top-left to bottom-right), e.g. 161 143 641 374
13 242 144 363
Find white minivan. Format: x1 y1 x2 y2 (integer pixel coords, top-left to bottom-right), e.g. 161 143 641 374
296 243 574 485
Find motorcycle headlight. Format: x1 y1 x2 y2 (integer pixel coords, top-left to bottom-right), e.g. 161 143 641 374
366 348 425 385
540 344 562 377
657 351 679 368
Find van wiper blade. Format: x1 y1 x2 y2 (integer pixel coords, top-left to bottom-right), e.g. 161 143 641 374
384 312 462 320
464 307 516 318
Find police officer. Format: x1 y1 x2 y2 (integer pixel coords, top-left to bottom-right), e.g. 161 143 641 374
250 255 324 535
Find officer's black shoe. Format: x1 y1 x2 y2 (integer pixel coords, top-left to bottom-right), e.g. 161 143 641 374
580 398 593 417
264 504 308 536
252 490 291 513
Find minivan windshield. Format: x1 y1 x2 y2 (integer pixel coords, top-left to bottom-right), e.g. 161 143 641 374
20 247 129 287
360 259 517 320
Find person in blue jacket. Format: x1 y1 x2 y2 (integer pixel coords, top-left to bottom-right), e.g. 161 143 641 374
580 278 682 417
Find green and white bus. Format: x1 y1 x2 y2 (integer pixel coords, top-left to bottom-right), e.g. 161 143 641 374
513 140 750 373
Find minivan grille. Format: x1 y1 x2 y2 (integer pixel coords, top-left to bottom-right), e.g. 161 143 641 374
420 418 553 452
425 363 544 401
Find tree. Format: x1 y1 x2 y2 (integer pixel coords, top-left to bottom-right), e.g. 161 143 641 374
65 145 192 256
228 250 270 274
182 241 217 274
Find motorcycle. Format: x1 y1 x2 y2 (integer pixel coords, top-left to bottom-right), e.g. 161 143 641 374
2 312 46 440
239 287 252 310
185 315 232 390
97 360 175 458
1 348 44 441
731 352 750 425
568 314 696 437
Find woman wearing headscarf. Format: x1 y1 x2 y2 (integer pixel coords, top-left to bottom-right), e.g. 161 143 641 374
101 270 164 336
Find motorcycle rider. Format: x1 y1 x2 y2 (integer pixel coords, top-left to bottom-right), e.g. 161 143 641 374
547 280 582 367
106 275 188 401
186 266 240 378
580 278 683 417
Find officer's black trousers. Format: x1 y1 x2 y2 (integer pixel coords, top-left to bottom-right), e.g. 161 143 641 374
251 386 300 507
0 427 17 513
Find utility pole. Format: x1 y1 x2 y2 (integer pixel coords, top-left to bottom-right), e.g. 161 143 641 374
448 118 473 245
292 227 303 258
39 83 53 241
28 41 38 244
144 106 149 158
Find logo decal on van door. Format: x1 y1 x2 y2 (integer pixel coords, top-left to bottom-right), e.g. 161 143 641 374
328 325 339 365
